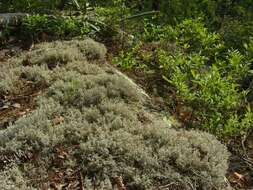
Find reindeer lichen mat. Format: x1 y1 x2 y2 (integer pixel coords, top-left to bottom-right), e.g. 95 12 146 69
0 39 231 190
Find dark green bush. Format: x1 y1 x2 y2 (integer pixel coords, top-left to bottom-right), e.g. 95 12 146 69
0 0 87 13
219 17 253 49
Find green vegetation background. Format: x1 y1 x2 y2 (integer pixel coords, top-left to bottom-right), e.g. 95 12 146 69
0 0 253 189
1 0 253 139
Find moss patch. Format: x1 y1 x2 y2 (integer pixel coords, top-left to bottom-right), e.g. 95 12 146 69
0 39 231 190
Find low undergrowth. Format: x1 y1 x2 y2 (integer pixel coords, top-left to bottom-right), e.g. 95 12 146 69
0 40 230 189
19 14 103 41
114 18 253 139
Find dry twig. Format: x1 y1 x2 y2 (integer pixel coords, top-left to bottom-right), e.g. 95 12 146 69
112 176 126 190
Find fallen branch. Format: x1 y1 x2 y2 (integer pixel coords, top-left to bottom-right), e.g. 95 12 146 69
120 11 160 21
112 176 126 190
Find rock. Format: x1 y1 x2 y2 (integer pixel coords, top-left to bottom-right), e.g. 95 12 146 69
0 13 28 26
114 69 150 100
12 103 21 109
0 99 10 110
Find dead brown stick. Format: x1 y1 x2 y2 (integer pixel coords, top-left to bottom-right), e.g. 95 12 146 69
79 172 85 190
113 176 126 190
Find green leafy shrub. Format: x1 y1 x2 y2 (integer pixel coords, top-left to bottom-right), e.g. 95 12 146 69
114 18 253 138
140 18 224 57
20 14 94 40
141 19 177 42
175 19 224 56
0 40 230 190
160 50 252 136
113 43 141 69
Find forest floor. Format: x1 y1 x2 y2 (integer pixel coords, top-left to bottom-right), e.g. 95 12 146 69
1 39 253 190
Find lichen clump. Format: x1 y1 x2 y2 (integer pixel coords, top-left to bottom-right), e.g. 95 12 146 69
0 39 230 189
